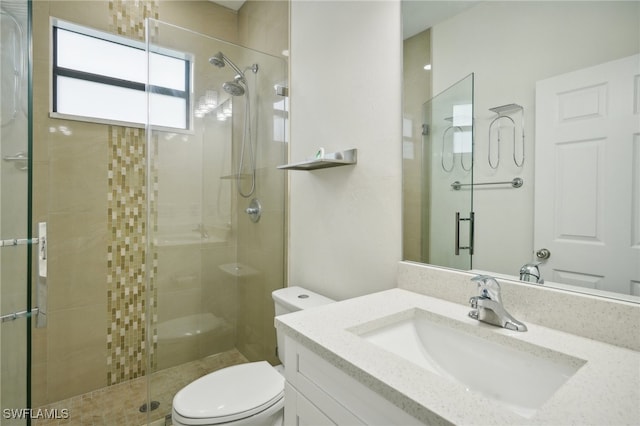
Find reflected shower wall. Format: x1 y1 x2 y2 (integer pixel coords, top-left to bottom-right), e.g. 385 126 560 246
1 0 30 419
147 19 287 389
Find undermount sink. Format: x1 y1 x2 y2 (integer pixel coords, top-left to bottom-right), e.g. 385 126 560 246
353 309 585 418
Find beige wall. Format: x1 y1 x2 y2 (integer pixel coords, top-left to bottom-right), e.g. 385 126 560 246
236 0 288 365
32 1 111 405
402 29 431 263
30 0 287 405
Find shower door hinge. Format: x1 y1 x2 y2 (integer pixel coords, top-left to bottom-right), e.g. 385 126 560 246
36 222 48 328
422 124 429 136
275 85 288 97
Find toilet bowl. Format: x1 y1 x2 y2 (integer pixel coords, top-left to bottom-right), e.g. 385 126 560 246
172 361 284 426
171 286 335 426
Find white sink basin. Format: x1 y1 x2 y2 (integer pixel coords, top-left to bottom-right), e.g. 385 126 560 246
354 309 585 418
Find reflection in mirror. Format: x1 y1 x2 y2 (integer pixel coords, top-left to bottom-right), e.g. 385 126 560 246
420 74 474 271
401 1 640 302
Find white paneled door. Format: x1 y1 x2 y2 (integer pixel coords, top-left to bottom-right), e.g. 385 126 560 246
534 54 640 296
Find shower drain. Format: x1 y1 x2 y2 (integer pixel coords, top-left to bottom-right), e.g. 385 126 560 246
139 401 160 413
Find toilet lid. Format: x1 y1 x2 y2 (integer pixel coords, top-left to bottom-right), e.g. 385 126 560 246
173 361 284 424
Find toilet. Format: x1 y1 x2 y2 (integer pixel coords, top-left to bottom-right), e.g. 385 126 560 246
171 286 335 426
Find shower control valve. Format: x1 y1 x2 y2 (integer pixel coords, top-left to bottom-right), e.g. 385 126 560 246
245 198 262 223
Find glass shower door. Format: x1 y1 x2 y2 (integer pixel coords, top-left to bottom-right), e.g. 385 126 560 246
145 19 287 424
422 73 474 270
1 0 31 423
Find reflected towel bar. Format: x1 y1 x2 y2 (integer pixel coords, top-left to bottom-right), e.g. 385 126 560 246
0 237 39 247
451 177 523 190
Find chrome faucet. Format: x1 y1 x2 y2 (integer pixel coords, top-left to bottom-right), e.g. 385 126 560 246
519 262 544 284
468 275 527 332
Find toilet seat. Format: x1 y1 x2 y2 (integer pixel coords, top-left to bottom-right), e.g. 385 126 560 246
172 361 285 425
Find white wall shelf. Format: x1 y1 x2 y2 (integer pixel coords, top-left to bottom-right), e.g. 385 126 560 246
277 149 357 171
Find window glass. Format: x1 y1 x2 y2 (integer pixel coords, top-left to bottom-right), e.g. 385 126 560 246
149 93 187 129
56 28 147 83
56 76 146 124
149 53 186 91
52 19 190 130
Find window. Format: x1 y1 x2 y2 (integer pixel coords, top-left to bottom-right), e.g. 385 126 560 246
51 19 191 130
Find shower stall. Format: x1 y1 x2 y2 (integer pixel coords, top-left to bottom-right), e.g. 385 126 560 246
1 2 287 424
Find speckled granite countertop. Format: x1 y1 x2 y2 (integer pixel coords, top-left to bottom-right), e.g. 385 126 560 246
275 288 640 425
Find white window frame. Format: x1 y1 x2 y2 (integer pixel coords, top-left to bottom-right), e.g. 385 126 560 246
50 18 192 131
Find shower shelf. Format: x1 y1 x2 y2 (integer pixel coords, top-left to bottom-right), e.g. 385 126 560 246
277 148 357 171
220 174 252 180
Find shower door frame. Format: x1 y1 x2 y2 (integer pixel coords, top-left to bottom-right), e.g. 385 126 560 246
0 0 34 422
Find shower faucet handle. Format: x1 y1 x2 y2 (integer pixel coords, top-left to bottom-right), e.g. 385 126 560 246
245 199 262 223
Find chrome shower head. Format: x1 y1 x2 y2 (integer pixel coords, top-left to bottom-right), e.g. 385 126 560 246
210 52 258 97
209 52 225 68
209 51 245 78
223 78 246 96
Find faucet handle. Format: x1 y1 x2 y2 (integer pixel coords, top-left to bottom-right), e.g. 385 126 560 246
471 275 502 302
471 274 493 283
520 262 544 284
469 296 479 309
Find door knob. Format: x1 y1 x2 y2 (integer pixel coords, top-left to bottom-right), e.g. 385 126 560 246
536 248 551 260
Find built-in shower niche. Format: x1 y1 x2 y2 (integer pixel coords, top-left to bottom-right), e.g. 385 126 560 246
154 224 237 371
156 312 235 370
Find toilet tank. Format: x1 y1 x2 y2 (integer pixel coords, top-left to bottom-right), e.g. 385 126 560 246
272 286 334 364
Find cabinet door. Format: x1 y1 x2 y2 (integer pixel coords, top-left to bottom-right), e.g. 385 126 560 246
285 383 335 426
284 336 424 426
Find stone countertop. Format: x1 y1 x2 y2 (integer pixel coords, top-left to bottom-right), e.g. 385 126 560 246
275 288 640 425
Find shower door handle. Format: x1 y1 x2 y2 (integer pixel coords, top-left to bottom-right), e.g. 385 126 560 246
455 212 475 255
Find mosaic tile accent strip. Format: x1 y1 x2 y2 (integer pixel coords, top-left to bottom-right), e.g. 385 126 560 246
106 127 158 385
106 0 159 387
108 0 159 40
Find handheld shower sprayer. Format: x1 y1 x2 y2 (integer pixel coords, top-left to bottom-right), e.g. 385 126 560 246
208 51 260 198
209 51 258 96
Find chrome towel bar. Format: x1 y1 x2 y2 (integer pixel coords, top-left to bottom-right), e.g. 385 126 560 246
451 177 523 190
1 308 39 323
0 222 48 328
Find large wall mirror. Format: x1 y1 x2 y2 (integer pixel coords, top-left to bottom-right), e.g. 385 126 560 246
402 1 640 303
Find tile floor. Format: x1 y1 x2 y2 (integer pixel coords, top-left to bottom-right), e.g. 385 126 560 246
32 349 248 426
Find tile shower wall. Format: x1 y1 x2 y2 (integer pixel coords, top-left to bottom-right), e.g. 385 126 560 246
235 0 288 365
30 0 246 406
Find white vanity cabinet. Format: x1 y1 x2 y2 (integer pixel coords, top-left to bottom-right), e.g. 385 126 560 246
277 287 640 425
283 335 423 426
